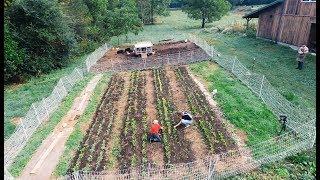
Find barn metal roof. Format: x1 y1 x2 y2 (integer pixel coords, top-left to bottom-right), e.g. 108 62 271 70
243 0 284 19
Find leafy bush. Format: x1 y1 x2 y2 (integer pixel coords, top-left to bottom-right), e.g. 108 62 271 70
4 20 26 83
245 23 257 37
6 0 76 82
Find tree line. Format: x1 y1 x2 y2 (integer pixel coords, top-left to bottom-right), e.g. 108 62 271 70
4 0 170 84
170 0 277 8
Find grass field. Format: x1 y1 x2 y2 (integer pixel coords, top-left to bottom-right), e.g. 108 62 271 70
4 54 88 139
9 74 94 176
54 74 111 176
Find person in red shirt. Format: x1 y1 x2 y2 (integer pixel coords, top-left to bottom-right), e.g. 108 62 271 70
149 120 163 143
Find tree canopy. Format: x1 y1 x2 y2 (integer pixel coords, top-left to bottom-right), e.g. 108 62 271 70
182 0 231 28
4 0 144 84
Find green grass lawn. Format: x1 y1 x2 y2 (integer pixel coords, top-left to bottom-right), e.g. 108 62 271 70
189 62 280 146
4 55 89 139
54 73 111 176
9 74 94 177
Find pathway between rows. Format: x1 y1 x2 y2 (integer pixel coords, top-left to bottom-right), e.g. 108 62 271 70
19 74 103 180
145 70 165 166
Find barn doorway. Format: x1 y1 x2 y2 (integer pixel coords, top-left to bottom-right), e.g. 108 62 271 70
308 23 316 53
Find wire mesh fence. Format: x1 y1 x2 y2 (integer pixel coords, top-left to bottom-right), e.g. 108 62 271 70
59 35 315 179
4 43 110 180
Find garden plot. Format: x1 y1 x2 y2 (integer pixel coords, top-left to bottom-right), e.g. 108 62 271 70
90 41 210 73
67 66 244 175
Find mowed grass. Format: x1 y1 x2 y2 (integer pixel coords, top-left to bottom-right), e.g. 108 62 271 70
9 74 94 177
189 61 280 146
54 73 111 176
198 32 316 110
159 10 316 111
4 54 88 139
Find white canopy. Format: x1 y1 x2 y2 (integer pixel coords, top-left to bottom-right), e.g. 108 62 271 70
134 41 153 48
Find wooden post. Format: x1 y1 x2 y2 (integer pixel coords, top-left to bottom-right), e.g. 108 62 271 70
259 75 265 98
246 18 251 33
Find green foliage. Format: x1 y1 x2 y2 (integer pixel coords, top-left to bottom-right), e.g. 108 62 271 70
104 0 143 36
189 61 280 145
136 0 171 24
5 0 143 84
6 0 76 82
4 20 26 83
181 0 231 28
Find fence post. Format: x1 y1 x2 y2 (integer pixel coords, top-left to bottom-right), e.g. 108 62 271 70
42 98 49 119
20 118 28 140
59 79 67 97
32 103 41 125
211 46 214 57
259 75 265 98
178 51 181 64
144 58 147 69
167 54 170 64
231 57 236 73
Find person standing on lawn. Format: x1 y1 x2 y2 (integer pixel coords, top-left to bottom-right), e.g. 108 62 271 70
148 120 163 143
296 45 309 70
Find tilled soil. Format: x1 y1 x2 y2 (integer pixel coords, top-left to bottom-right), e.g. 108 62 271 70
68 67 246 175
145 71 165 167
165 66 210 161
90 41 210 73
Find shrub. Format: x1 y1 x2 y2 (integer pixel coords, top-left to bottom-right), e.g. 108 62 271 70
4 20 26 83
6 0 76 79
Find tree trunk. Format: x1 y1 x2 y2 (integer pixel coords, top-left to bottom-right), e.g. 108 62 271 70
201 18 205 28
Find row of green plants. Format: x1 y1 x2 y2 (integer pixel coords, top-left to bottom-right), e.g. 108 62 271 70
118 71 149 169
152 68 195 164
68 75 125 172
174 67 236 153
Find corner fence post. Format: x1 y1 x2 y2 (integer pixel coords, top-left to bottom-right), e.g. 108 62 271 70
259 75 265 98
231 57 236 73
32 103 41 125
20 118 28 140
211 46 214 57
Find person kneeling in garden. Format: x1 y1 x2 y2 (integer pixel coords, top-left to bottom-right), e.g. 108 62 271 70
174 111 193 128
149 120 163 143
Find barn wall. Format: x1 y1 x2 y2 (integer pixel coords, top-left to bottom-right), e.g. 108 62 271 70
284 0 316 17
279 16 311 46
256 0 316 46
257 5 283 40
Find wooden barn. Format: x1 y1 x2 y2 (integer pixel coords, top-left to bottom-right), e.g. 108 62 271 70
243 0 316 52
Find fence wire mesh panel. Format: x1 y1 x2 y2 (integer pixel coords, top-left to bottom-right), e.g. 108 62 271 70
4 43 110 179
60 34 315 180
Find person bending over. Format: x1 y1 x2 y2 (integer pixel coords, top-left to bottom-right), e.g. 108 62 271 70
174 111 193 128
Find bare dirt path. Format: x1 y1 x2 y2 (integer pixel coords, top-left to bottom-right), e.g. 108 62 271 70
145 70 165 167
165 66 209 161
19 74 103 180
104 72 131 170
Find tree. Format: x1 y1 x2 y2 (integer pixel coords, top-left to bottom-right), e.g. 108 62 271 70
136 0 171 24
182 0 231 28
7 0 76 76
4 20 26 83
